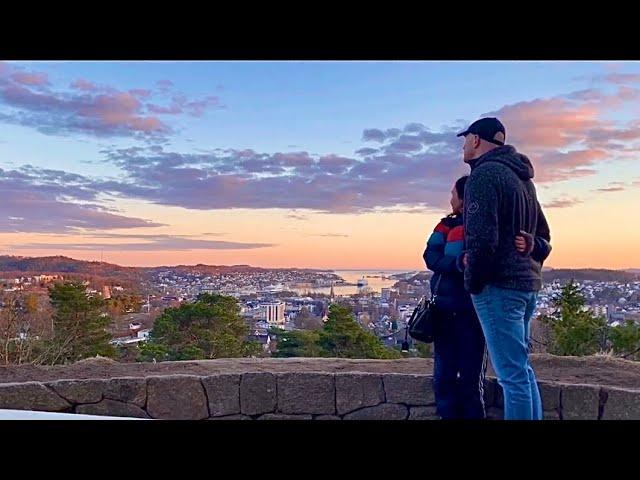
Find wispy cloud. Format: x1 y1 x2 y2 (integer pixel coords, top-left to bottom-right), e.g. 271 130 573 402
595 181 627 193
13 234 274 251
543 198 583 209
578 73 640 85
0 166 163 233
286 214 308 221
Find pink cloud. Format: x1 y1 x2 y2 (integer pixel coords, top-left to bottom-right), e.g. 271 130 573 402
183 95 221 116
586 126 640 145
0 77 168 137
70 79 98 91
544 198 583 209
127 116 166 133
129 88 152 98
593 181 628 193
272 152 314 167
10 71 49 86
491 98 600 151
601 73 640 84
318 155 354 174
534 149 608 182
78 92 141 117
592 87 640 110
1 83 62 110
486 86 640 183
147 94 221 117
147 103 182 114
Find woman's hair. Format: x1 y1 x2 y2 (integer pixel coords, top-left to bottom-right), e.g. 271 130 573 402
455 175 469 200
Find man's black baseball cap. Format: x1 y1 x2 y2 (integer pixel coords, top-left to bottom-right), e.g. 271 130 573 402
457 117 506 146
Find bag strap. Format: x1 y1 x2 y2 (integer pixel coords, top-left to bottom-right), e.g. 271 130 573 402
432 273 443 299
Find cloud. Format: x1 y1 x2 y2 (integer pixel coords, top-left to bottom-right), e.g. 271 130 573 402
311 234 349 238
146 94 222 118
404 122 426 133
13 234 274 251
362 128 386 142
156 79 174 89
70 79 98 91
129 89 152 99
595 181 627 193
286 214 308 221
533 150 605 182
3 71 639 222
543 198 583 209
0 83 169 138
384 134 424 153
362 127 409 143
582 73 640 85
485 86 640 182
10 71 49 87
355 147 378 156
385 128 402 138
95 141 465 214
488 97 600 151
0 166 163 233
0 64 223 139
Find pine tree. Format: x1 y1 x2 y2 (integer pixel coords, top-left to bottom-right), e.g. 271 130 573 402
318 304 401 359
270 328 322 357
540 280 608 356
138 293 261 361
609 320 640 360
44 281 115 364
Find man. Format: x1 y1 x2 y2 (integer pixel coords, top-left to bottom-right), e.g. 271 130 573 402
457 117 552 420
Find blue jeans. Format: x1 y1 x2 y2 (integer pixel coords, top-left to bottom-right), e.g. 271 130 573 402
471 285 542 420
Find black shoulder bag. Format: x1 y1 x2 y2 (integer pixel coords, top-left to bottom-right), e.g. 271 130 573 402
406 274 443 344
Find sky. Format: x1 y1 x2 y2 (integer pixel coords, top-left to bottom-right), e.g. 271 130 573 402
0 60 639 270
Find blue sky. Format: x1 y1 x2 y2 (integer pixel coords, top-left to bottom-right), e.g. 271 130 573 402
0 61 639 268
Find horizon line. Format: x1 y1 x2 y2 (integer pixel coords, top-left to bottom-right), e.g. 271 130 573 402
0 254 638 272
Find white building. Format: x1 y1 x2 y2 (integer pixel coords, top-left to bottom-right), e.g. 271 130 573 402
261 301 286 326
591 305 608 318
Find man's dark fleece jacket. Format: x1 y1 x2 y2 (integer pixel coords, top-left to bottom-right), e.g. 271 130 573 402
463 145 552 295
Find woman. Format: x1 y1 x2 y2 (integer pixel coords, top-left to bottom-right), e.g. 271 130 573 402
423 175 532 419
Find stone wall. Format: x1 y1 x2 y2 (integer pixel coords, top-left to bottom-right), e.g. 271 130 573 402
0 368 638 419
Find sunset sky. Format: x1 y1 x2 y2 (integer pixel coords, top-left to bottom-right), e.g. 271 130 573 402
1 61 639 270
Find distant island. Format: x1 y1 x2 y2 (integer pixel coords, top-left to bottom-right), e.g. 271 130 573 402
543 268 639 283
400 268 639 286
